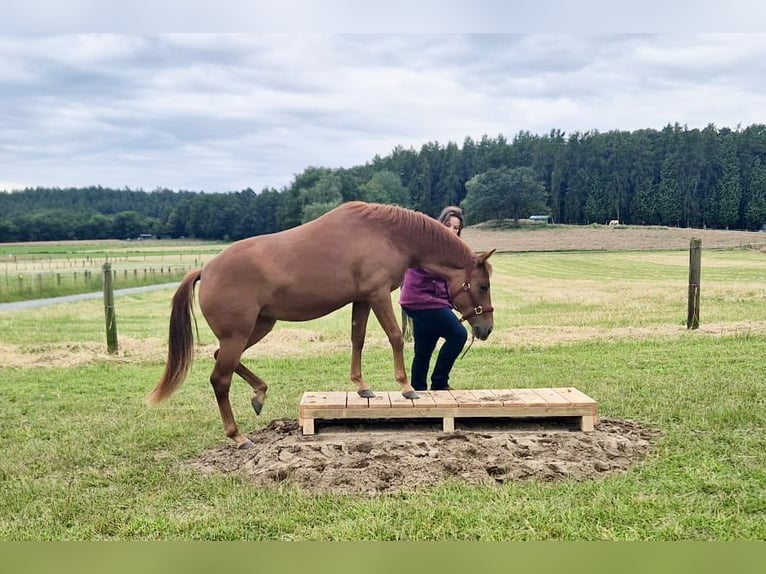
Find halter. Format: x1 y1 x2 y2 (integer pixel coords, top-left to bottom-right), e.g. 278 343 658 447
451 268 493 323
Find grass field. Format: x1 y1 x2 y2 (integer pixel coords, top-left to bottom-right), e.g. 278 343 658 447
0 239 222 302
0 237 765 540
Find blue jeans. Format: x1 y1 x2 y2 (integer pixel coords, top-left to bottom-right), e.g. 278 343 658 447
402 306 468 391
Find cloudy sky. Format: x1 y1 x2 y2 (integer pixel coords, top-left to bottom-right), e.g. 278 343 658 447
2 30 766 193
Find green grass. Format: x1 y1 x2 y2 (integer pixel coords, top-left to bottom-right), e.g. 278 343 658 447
1 247 765 540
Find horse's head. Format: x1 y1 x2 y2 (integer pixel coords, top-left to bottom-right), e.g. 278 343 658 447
450 249 496 340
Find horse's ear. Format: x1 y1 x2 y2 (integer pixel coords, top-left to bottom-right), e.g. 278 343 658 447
476 249 496 264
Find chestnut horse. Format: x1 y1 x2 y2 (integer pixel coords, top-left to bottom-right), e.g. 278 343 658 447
146 201 495 448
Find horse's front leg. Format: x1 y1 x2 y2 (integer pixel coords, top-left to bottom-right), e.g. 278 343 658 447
351 301 374 398
369 295 417 399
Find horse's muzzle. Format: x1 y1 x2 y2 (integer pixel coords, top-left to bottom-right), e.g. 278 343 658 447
472 325 493 341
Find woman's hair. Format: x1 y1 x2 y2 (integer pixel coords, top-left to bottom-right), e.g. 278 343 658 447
437 205 464 236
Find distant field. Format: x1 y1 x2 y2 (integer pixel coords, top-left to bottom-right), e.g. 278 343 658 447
2 223 764 257
0 238 223 259
462 222 766 253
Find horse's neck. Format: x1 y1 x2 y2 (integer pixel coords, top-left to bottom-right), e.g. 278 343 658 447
408 237 473 279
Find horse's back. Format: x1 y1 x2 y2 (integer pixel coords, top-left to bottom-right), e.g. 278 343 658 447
197 203 408 322
207 203 404 273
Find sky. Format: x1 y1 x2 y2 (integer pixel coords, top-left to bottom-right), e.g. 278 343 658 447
2 4 766 193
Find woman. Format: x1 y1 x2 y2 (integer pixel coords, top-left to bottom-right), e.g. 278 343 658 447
399 206 468 391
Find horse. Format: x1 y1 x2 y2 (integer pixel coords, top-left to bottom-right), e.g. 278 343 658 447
146 201 496 448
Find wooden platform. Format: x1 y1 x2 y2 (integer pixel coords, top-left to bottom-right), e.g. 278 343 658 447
298 388 597 435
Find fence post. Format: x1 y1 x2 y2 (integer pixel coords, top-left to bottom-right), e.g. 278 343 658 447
102 262 118 353
687 238 701 329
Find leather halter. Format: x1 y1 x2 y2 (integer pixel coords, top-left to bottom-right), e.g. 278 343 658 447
451 268 493 322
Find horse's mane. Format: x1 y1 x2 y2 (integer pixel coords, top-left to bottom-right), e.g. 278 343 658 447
345 201 476 267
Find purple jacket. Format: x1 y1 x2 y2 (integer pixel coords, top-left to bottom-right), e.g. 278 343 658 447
399 267 452 310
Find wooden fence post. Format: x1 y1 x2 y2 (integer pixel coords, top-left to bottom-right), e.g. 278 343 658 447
102 262 118 353
687 238 701 329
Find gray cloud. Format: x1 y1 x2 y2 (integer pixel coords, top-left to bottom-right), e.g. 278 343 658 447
1 33 765 193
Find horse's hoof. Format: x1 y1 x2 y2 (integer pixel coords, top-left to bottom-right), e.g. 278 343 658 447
402 390 419 400
251 397 263 415
357 389 375 398
237 439 254 450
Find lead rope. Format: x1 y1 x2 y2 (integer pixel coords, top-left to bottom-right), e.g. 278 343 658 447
459 335 475 360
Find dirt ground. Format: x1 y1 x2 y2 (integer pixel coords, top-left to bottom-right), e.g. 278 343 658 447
185 416 659 495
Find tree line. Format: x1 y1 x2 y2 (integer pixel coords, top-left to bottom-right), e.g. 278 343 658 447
1 122 765 243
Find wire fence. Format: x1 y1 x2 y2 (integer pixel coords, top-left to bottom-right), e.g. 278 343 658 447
0 250 215 303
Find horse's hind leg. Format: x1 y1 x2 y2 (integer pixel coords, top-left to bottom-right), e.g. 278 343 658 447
239 316 277 415
210 336 252 449
235 363 269 416
212 349 269 417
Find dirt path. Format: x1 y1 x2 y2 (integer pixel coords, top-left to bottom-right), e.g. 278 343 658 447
0 282 179 313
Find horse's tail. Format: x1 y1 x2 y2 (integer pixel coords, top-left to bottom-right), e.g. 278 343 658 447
401 307 412 342
146 269 202 406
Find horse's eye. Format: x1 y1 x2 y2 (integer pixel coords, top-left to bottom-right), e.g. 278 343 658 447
480 284 489 293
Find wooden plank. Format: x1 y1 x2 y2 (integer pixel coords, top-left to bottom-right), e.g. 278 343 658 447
388 391 415 408
511 388 549 407
298 407 448 419
412 392 438 408
470 389 506 407
551 387 598 408
299 405 595 421
367 393 392 409
534 388 571 406
450 390 483 407
490 389 527 407
299 391 348 409
427 391 459 408
448 406 591 418
346 392 369 408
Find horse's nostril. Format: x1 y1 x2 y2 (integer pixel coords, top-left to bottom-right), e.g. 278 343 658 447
473 325 492 341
